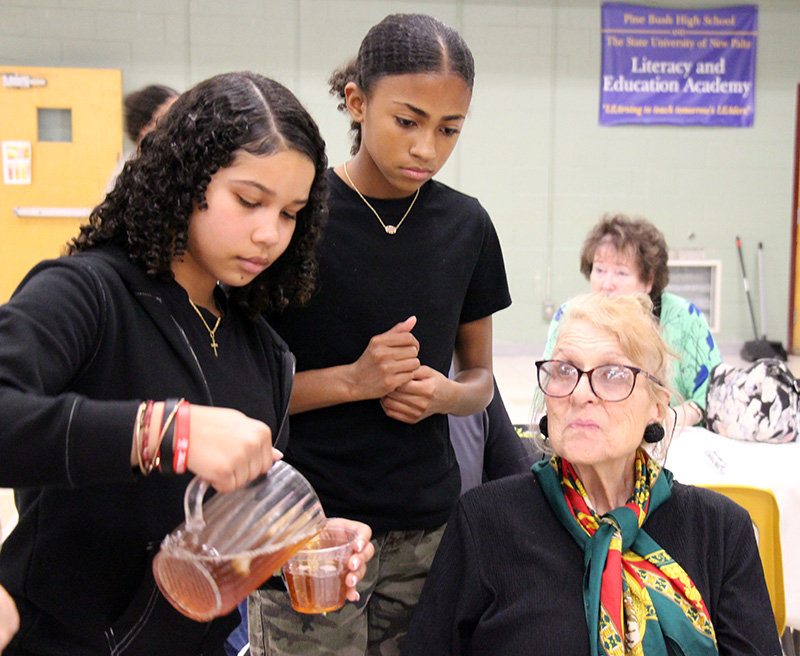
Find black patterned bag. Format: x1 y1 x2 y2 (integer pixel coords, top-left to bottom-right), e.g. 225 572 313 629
704 359 799 443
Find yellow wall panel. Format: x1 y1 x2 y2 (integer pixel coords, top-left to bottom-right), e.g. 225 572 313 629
0 66 122 301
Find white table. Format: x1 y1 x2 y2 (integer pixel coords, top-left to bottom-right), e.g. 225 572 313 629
665 426 800 628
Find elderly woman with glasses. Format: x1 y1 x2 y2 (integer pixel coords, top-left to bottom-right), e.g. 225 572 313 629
402 293 779 656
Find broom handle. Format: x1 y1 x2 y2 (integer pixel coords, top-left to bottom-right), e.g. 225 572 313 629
757 242 767 340
736 236 760 339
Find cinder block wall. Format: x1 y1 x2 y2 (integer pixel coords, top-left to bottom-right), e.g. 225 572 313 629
2 0 799 350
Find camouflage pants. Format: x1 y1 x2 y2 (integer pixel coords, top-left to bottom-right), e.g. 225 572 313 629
248 523 446 656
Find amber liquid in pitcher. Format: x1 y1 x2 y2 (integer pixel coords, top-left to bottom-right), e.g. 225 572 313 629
154 537 310 622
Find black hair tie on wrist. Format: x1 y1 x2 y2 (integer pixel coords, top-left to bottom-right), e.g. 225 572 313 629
158 398 182 474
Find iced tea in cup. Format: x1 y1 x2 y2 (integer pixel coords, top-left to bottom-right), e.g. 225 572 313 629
153 461 326 622
282 525 359 614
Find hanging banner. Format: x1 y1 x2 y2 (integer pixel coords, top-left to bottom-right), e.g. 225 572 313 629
600 3 757 127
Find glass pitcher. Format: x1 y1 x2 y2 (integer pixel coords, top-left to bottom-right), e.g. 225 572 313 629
153 460 326 622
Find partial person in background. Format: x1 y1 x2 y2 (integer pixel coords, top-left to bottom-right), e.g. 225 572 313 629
124 84 179 147
448 372 535 494
106 84 179 190
403 293 779 655
543 214 721 426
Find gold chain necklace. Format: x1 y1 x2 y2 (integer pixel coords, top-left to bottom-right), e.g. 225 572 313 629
343 161 419 235
188 299 222 357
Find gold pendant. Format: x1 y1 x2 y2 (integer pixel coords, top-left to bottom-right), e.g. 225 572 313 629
385 225 397 235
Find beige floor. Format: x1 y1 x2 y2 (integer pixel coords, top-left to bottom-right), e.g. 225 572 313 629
2 343 798 542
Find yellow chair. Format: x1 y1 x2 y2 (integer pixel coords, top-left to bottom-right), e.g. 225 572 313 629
699 484 785 636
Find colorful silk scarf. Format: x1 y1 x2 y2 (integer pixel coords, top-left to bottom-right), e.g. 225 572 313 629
533 449 718 656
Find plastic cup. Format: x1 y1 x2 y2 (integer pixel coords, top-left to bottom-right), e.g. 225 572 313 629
281 525 359 614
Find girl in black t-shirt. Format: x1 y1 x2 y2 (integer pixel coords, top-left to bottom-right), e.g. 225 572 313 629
255 14 511 656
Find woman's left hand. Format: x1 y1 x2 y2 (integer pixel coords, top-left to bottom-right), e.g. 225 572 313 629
325 517 375 602
380 366 448 423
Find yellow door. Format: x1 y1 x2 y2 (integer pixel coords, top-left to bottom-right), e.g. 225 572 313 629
0 66 122 302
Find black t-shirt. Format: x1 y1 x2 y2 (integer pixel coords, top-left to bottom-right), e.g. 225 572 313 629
268 170 511 531
162 283 279 434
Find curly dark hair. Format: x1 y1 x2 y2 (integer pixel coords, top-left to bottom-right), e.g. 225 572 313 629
579 213 670 306
123 84 179 144
329 13 475 155
68 71 328 317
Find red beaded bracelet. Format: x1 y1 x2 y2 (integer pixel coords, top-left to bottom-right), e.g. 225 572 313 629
173 401 191 475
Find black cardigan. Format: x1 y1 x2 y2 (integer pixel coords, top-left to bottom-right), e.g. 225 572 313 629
402 473 781 656
0 246 294 655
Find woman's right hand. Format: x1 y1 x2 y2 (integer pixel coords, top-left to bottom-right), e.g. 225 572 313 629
185 405 278 493
131 403 278 493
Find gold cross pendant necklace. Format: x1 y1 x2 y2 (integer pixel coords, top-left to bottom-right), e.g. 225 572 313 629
188 299 221 357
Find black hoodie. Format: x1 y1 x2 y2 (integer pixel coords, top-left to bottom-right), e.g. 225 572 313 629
0 246 294 655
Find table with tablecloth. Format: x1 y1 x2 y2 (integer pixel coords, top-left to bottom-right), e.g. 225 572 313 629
665 426 800 628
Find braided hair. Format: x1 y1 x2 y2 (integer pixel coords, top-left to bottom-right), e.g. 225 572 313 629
68 71 328 317
329 13 475 155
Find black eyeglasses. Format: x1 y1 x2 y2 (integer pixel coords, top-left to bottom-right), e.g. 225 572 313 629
535 360 664 402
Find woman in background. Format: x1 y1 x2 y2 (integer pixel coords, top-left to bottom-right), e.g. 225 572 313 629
544 214 721 425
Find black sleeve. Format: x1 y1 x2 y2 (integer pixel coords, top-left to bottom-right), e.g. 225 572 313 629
459 206 511 324
482 377 535 481
0 262 138 488
712 501 782 656
402 500 489 655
